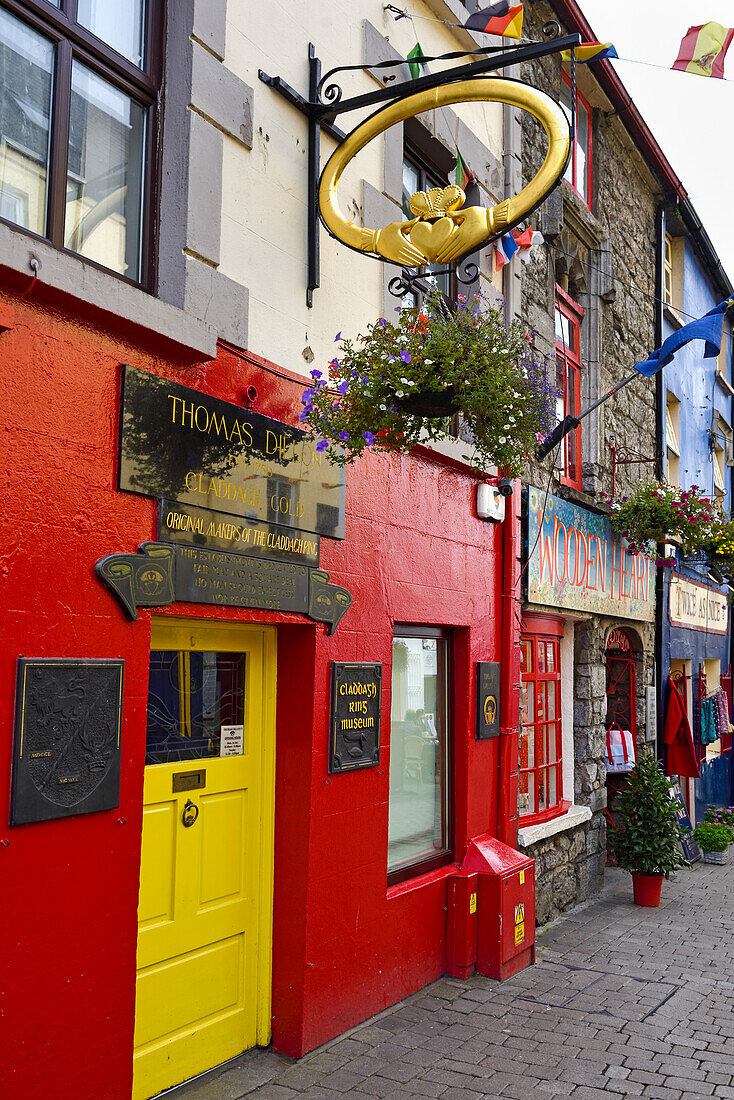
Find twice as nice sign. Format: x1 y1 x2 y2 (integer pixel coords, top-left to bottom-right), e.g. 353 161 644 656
525 487 655 622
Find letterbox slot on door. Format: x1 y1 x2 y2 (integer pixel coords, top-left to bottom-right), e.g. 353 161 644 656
172 769 206 793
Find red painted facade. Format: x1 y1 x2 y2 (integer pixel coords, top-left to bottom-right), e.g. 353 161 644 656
0 277 519 1096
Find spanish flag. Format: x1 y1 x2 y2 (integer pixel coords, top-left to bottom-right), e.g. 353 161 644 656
464 3 524 41
672 21 734 79
561 42 618 64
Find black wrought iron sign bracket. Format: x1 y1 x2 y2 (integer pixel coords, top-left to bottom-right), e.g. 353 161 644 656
258 28 581 306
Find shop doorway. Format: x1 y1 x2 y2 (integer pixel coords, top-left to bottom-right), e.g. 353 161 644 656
133 619 277 1100
604 628 637 854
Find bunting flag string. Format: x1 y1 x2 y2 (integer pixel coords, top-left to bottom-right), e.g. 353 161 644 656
463 3 524 41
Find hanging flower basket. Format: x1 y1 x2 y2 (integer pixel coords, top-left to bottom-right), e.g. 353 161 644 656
300 291 558 475
391 385 461 418
606 481 717 557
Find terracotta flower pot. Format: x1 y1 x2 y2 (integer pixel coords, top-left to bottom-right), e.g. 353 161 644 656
631 871 664 907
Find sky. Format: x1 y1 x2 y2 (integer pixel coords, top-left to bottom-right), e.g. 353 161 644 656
576 1 734 283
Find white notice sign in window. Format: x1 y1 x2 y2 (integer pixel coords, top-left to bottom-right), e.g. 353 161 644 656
220 725 244 756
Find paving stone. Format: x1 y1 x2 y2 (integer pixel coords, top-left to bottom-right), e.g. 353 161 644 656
187 864 732 1100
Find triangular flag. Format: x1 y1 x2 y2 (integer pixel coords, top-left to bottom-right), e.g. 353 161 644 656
455 149 473 190
407 42 428 80
634 298 733 376
672 21 734 78
465 3 523 40
561 42 618 64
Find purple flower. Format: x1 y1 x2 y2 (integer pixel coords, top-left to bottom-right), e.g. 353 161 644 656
379 318 387 327
394 307 402 312
298 411 309 422
329 358 341 369
338 431 350 442
400 350 411 363
334 332 341 341
363 431 376 445
310 369 323 380
316 440 329 451
338 380 349 394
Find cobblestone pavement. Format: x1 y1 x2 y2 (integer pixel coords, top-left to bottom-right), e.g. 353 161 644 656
173 862 734 1100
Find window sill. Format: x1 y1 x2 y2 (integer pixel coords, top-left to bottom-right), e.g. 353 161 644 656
386 859 459 899
0 220 217 362
664 304 685 330
517 803 592 847
716 371 734 397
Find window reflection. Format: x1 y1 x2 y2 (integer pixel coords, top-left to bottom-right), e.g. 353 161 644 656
77 0 146 68
0 9 54 236
388 635 449 873
65 61 145 278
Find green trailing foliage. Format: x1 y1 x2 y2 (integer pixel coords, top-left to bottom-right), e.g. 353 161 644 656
610 750 685 876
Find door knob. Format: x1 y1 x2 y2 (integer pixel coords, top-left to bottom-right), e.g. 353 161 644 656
182 799 199 827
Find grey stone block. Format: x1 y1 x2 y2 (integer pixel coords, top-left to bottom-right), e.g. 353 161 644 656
191 41 253 148
187 111 224 265
192 0 227 61
184 256 249 350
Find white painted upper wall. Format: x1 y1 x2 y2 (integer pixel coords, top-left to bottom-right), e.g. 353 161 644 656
220 0 505 376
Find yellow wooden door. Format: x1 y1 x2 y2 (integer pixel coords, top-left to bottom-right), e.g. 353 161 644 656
133 619 276 1100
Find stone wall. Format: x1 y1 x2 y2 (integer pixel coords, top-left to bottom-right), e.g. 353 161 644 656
519 1 661 923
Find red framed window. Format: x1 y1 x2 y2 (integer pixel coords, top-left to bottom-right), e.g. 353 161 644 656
555 285 583 490
519 616 567 824
560 72 592 206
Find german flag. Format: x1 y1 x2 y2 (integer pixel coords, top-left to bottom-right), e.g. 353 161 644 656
464 3 523 41
672 21 734 79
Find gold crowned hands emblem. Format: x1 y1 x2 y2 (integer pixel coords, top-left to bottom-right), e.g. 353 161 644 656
366 186 512 268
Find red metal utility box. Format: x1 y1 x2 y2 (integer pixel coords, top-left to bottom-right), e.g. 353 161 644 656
461 835 535 981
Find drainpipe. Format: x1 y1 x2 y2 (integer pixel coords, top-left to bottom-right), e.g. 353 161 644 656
498 480 521 847
654 201 666 760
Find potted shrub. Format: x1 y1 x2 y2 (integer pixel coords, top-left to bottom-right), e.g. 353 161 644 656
701 517 734 578
607 481 716 557
300 291 558 473
610 750 685 906
693 821 733 864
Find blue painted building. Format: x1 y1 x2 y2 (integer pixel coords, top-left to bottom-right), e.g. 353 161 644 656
660 205 733 822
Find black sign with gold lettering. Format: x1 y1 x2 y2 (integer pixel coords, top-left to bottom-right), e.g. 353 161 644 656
669 780 701 863
476 661 500 740
10 658 124 825
329 662 382 773
96 542 353 635
159 500 320 567
118 365 346 539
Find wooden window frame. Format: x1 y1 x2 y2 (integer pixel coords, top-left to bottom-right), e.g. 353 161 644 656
387 623 454 886
555 284 584 490
519 616 567 826
561 71 593 208
0 0 163 289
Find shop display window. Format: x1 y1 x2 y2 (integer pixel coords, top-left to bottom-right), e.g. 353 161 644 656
388 627 452 883
519 618 565 823
0 0 161 284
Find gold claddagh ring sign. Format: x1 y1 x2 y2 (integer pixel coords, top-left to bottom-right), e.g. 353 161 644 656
319 78 570 268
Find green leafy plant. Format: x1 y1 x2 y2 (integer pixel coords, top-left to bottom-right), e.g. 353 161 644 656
693 821 733 852
606 481 716 556
610 751 684 876
300 291 558 474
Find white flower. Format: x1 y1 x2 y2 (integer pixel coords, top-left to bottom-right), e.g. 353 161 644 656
379 403 387 410
407 380 416 386
499 437 506 444
400 377 409 384
424 359 433 365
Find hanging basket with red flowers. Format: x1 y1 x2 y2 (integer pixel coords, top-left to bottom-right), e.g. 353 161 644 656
300 291 558 474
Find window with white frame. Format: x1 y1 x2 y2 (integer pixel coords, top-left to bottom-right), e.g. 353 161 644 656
666 392 681 487
664 233 684 318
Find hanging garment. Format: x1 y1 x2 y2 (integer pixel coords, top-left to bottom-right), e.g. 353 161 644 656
700 698 717 746
664 679 700 778
712 690 730 738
